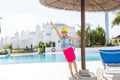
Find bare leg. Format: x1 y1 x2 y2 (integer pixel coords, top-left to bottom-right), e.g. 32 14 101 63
68 62 73 76
72 60 78 73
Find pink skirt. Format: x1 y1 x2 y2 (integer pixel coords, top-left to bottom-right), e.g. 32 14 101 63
63 47 76 62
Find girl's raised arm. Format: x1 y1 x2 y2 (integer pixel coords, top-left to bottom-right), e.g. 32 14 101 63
50 22 61 39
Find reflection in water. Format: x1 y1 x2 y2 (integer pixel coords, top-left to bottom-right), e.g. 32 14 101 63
40 53 46 58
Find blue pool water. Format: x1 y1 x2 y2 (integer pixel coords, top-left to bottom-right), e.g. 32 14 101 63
0 52 101 64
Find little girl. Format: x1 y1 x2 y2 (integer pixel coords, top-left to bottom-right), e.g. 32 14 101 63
50 22 80 77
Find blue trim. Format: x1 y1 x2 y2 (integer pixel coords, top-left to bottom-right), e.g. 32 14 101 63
100 49 120 52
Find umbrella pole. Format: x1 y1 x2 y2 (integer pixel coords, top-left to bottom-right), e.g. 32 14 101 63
81 0 86 70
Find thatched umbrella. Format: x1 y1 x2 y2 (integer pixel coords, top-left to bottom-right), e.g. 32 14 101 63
39 0 120 70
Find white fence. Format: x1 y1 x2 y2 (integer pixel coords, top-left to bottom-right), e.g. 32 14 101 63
46 46 120 54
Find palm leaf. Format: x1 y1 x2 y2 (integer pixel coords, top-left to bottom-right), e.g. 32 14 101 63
112 12 120 27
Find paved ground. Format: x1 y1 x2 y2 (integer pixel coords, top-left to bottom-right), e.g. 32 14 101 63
0 61 103 80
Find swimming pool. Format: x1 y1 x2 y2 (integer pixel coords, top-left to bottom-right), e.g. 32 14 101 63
0 52 101 64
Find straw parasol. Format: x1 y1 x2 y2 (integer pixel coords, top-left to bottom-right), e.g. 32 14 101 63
39 0 120 70
40 0 120 11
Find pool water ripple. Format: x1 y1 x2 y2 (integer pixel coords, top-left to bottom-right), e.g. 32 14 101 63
0 52 101 64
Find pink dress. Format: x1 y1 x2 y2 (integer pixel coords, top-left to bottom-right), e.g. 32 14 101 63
63 47 76 62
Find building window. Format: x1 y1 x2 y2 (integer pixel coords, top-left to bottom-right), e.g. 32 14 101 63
46 33 51 36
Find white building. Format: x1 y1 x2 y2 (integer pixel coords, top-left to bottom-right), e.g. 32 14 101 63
0 37 12 48
0 23 80 50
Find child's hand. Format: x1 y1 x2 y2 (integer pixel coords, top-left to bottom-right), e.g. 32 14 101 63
50 21 54 26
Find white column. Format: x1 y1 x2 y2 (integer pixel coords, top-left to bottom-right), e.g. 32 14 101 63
0 17 2 34
105 12 110 44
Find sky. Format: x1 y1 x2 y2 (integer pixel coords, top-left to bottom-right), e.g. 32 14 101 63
0 0 120 38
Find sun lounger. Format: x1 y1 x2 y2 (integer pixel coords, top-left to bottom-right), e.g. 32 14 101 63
99 49 120 74
97 49 120 80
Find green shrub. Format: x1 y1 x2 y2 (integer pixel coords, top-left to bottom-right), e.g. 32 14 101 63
106 43 115 46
